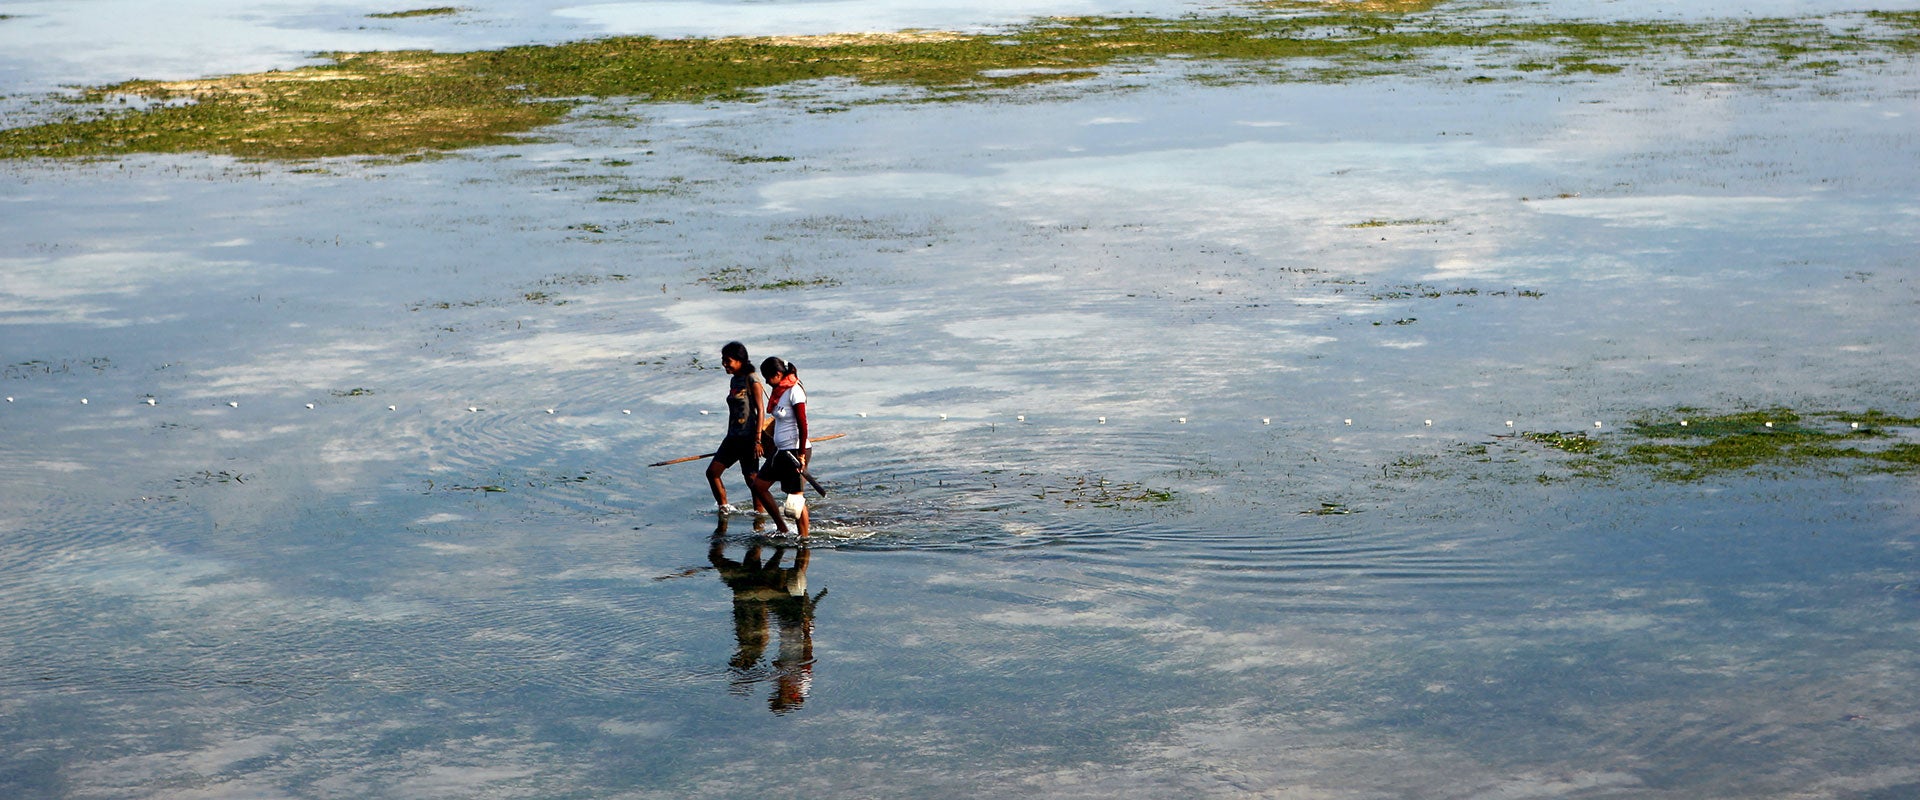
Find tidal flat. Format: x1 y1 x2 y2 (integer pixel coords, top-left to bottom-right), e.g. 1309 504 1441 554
3 0 1920 797
4 6 1920 158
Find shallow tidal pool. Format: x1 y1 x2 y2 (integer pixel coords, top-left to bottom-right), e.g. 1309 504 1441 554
3 1 1920 797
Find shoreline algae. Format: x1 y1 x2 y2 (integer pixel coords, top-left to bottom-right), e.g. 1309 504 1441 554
3 6 1918 159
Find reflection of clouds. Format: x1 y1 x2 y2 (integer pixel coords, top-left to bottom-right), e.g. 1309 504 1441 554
557 0 1168 39
392 763 543 797
0 0 433 91
941 311 1112 343
1528 195 1804 228
759 142 1540 240
598 718 675 738
0 252 260 327
185 342 385 399
67 732 299 797
43 542 429 623
473 332 639 370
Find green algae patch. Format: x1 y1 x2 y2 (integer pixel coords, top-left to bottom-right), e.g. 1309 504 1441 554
701 265 838 292
1398 407 1920 485
370 7 461 19
1347 217 1448 228
1037 475 1178 508
1541 408 1920 482
1522 430 1601 454
4 7 1919 160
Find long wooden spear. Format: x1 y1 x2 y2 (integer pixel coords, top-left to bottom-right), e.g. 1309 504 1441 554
646 432 847 467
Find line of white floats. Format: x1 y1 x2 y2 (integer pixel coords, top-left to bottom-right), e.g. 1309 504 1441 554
5 395 1855 430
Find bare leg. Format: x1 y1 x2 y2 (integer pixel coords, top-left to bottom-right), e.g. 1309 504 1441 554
705 457 730 509
738 459 765 512
747 474 789 535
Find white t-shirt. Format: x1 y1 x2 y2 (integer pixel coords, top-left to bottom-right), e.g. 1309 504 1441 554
768 385 807 451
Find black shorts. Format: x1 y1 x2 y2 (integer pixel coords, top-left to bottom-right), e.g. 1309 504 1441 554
756 449 805 494
712 435 759 470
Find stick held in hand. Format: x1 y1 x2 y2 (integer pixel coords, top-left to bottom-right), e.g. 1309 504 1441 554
648 432 846 467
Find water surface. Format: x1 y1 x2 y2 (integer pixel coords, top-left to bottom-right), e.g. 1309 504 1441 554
3 1 1920 797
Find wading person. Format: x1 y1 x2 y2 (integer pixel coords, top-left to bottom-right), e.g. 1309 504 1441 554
706 341 765 515
748 356 810 537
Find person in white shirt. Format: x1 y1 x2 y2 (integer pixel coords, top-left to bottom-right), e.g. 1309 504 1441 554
748 357 811 537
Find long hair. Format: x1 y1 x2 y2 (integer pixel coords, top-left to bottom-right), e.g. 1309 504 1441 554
721 341 751 371
759 356 799 386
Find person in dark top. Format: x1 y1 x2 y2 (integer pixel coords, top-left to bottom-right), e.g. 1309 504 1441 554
706 341 765 515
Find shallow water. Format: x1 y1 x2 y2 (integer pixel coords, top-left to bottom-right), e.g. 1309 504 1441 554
5 1 1920 797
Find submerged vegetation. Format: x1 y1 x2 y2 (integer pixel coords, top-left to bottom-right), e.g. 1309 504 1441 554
1039 475 1178 508
1501 408 1920 482
3 5 1918 159
368 7 461 19
700 265 839 293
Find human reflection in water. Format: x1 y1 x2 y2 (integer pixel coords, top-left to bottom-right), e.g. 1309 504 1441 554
709 515 825 714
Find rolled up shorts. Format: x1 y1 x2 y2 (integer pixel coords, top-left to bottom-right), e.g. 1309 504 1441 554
712 434 759 470
756 449 805 494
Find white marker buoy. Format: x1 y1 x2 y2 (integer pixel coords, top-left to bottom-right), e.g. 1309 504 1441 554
81 398 89 405
699 410 710 415
1425 419 1433 427
622 409 632 415
1262 418 1270 425
468 406 478 413
1505 420 1514 428
1764 421 1774 428
939 414 948 420
858 412 868 418
1594 421 1603 428
388 405 397 411
1016 415 1025 422
146 398 157 406
305 403 315 410
1177 417 1187 424
228 401 238 408
1098 416 1106 424
546 408 555 415
1681 420 1689 426
1851 422 1860 429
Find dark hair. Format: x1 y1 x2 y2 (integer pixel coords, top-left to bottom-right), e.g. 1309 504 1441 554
721 341 751 371
759 356 798 383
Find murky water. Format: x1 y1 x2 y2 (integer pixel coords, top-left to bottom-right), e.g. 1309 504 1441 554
5 1 1920 797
